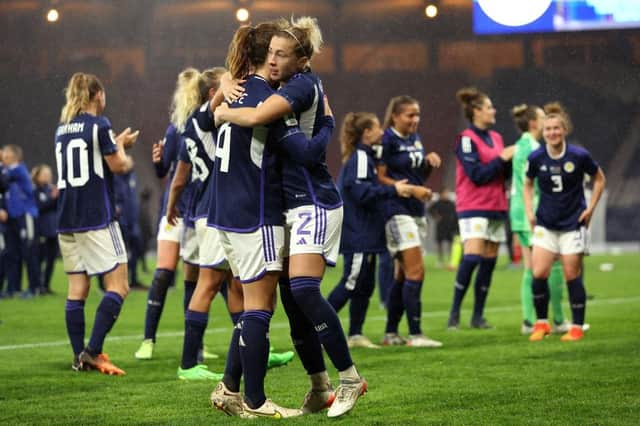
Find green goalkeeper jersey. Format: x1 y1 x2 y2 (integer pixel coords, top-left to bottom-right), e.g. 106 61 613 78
509 132 540 231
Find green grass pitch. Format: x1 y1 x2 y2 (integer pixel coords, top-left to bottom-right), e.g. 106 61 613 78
1 254 639 424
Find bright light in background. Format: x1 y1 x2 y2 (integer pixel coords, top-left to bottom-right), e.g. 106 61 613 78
236 7 249 23
46 8 59 23
425 4 438 19
477 0 551 27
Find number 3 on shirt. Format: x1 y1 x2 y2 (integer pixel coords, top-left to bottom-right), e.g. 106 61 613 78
216 123 231 173
551 175 563 192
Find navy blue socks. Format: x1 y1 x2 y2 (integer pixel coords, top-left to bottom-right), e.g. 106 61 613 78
472 257 497 320
385 280 404 333
532 277 550 320
279 278 326 375
403 279 423 335
183 280 196 313
290 276 353 372
566 276 586 325
223 312 244 393
240 310 272 409
144 268 175 341
450 254 482 316
65 299 85 355
181 310 208 369
87 292 123 355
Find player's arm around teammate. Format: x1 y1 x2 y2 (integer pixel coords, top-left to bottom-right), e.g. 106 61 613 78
327 112 416 349
524 107 605 342
213 17 367 418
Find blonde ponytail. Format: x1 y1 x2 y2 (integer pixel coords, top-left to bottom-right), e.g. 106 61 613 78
169 68 201 132
60 73 104 124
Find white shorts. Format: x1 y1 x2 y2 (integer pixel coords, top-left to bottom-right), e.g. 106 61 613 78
217 225 284 283
458 217 506 243
59 221 127 276
180 224 199 265
195 218 229 269
532 225 589 255
157 216 184 243
385 215 427 257
284 205 343 266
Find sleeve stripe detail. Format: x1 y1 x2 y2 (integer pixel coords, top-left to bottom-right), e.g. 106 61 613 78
356 150 368 179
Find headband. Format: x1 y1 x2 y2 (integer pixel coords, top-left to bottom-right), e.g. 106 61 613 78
283 29 308 57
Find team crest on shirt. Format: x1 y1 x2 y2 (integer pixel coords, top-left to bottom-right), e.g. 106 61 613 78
473 223 482 232
563 161 575 173
407 232 415 240
165 223 173 231
414 140 422 149
535 228 545 238
540 164 547 172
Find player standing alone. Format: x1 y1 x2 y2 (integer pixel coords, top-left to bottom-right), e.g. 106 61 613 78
525 106 605 342
55 72 138 374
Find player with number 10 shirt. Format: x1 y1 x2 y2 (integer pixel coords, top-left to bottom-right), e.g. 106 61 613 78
55 72 138 375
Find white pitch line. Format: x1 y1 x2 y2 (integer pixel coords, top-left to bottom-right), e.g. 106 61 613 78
1 296 638 352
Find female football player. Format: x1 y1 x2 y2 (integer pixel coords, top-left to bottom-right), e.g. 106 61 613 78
32 164 59 294
447 87 515 330
208 21 338 419
56 72 138 375
509 104 567 334
376 96 442 348
135 69 202 360
328 111 422 349
525 106 605 342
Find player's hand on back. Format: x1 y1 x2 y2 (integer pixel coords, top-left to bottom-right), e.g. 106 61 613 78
221 72 245 102
500 145 516 161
